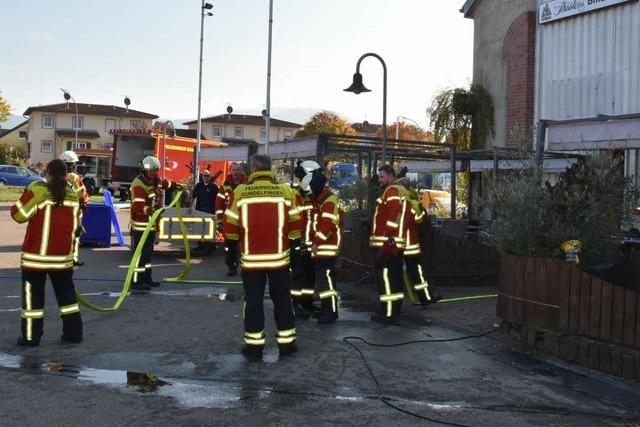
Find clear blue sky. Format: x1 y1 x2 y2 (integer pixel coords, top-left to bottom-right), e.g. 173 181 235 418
2 0 473 128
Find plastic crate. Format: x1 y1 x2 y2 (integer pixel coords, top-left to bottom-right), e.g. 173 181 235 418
80 203 112 247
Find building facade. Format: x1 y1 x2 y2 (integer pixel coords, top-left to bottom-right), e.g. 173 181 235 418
462 0 538 148
23 103 158 165
183 113 302 144
536 0 640 185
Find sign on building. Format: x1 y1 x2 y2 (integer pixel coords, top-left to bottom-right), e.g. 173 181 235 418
539 0 635 24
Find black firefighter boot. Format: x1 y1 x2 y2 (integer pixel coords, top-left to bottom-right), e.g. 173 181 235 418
316 298 338 324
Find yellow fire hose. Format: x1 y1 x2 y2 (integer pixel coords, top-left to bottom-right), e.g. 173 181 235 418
76 190 190 312
75 191 498 312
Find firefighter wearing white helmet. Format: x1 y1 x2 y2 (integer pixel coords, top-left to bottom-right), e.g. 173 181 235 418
289 160 323 319
301 164 344 323
129 155 175 290
60 150 88 266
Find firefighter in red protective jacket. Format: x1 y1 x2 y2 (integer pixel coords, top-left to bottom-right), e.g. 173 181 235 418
129 155 175 291
216 162 247 276
289 160 320 319
223 154 301 358
60 150 89 267
11 159 83 346
401 181 442 305
369 165 410 323
301 165 344 324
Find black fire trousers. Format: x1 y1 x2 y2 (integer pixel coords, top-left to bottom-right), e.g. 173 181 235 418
374 253 405 318
314 257 338 314
225 239 239 272
291 252 315 307
241 268 296 348
131 230 155 284
404 255 434 304
21 269 83 343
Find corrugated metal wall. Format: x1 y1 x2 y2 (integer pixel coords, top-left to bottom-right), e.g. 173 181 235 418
538 1 640 120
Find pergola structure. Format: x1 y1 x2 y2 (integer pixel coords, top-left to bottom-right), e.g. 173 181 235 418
199 134 582 219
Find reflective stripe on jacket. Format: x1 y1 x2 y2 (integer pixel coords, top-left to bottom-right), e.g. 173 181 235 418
292 188 313 243
215 174 247 219
11 181 80 271
369 181 410 249
67 172 89 205
223 171 301 270
310 186 344 259
130 175 173 231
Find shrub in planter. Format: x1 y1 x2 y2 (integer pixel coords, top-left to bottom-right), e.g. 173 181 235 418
485 151 639 268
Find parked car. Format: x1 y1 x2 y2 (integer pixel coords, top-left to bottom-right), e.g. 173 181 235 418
0 164 45 187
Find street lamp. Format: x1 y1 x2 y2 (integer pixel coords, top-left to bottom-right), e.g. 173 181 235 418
194 1 214 183
395 115 424 140
344 52 388 163
264 0 274 154
61 88 78 148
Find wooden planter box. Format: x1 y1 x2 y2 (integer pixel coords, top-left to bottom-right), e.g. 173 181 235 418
498 254 640 382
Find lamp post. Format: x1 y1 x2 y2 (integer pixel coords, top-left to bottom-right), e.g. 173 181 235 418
344 52 387 163
194 1 214 184
264 0 274 154
395 115 424 140
61 88 78 148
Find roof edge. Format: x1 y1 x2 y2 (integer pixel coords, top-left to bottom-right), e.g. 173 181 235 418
460 0 478 18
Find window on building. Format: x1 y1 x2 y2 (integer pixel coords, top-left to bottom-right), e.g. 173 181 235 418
67 141 91 150
130 120 141 130
18 131 27 139
284 130 293 141
42 115 54 129
212 126 222 137
105 119 117 131
72 116 84 130
234 127 244 138
103 143 113 150
41 140 53 153
260 128 266 141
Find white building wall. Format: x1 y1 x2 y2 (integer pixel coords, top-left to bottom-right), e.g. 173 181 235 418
538 0 640 120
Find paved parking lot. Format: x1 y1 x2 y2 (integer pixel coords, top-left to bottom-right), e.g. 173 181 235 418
0 203 639 426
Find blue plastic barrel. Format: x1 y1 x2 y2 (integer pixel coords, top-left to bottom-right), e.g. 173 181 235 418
80 203 112 247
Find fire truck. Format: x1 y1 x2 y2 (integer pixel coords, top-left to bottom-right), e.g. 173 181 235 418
108 128 228 243
108 128 227 200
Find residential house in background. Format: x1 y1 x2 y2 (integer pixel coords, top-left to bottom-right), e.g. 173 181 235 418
183 113 302 144
0 120 29 152
23 102 158 176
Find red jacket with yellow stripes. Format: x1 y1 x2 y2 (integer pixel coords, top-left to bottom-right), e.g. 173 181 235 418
68 172 89 206
11 181 80 271
223 171 301 270
310 186 344 259
293 188 313 245
369 181 410 249
215 174 247 219
130 174 173 231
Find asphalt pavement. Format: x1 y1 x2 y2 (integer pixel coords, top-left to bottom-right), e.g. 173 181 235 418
0 204 638 426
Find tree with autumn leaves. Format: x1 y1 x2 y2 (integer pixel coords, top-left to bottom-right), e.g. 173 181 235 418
295 111 356 137
0 91 11 123
375 121 434 141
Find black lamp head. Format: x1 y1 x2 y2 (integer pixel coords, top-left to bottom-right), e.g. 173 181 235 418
203 2 213 9
124 96 131 106
226 105 233 114
63 91 71 101
343 72 370 95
